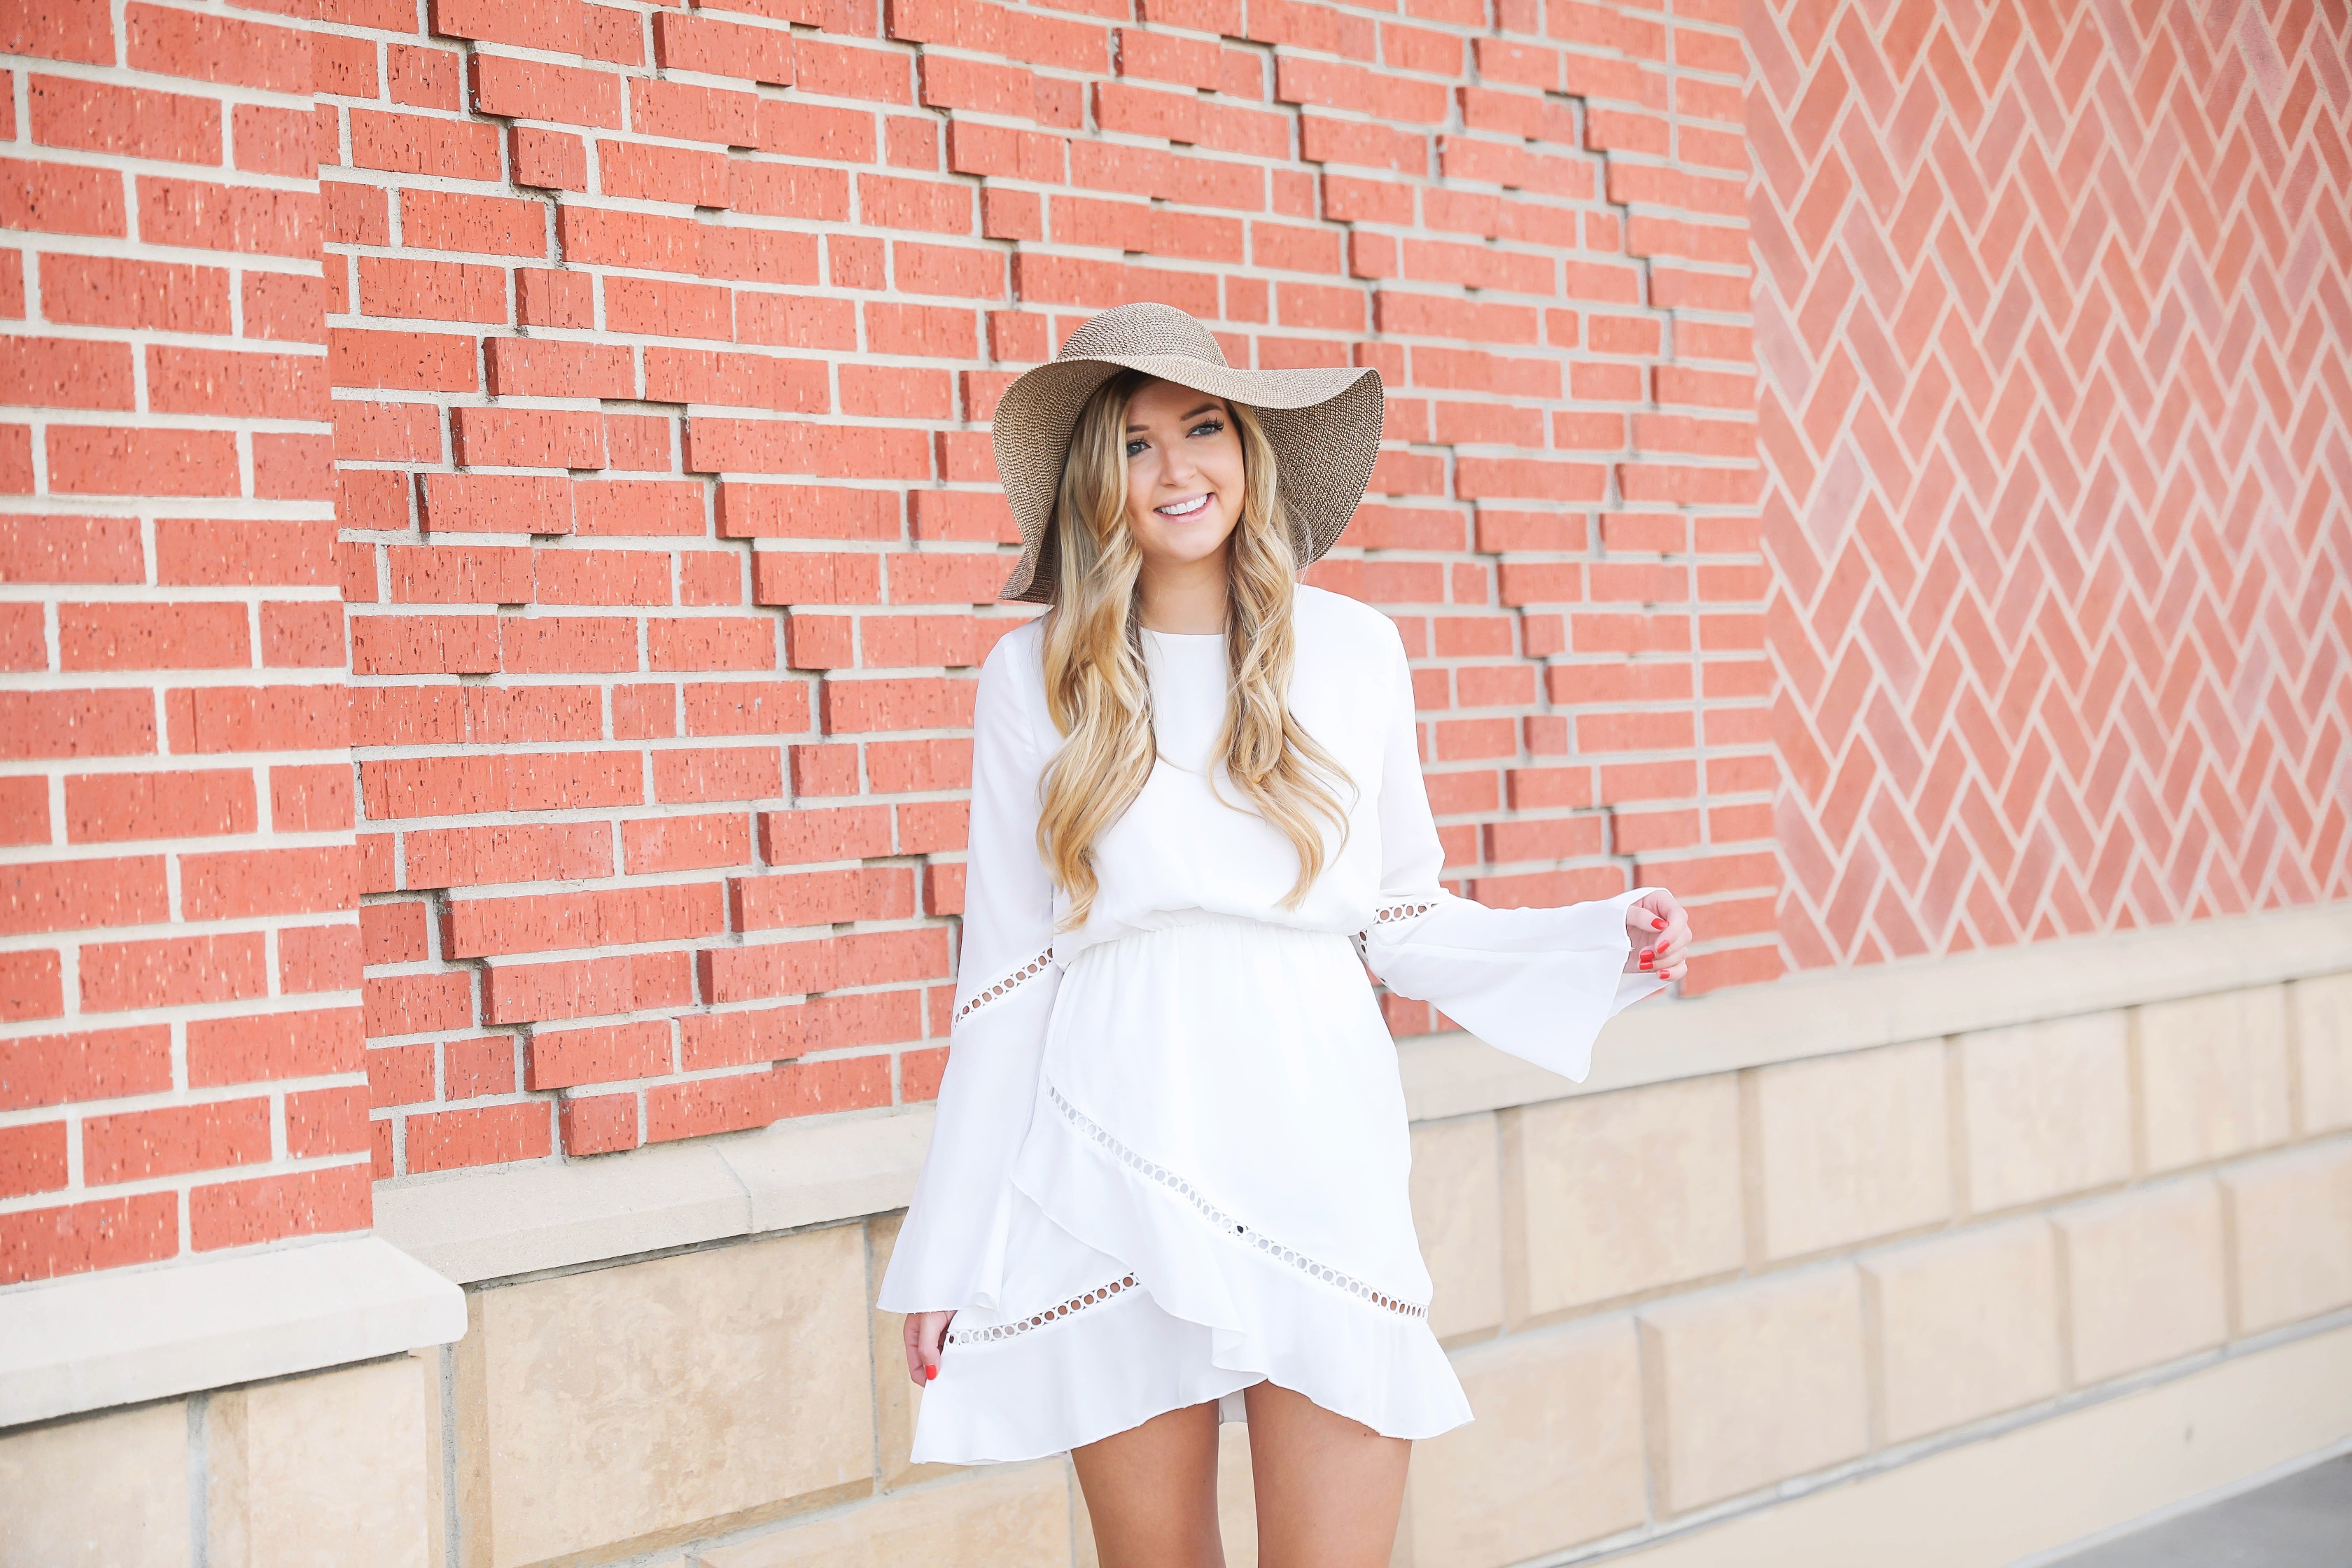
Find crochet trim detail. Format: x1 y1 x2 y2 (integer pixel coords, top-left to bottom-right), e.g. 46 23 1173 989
953 946 1054 1028
1048 1084 1429 1321
946 1273 1141 1346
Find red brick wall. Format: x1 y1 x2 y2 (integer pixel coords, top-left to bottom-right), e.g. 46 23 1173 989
0 1 366 1284
1751 1 2352 955
317 0 1763 1186
6 0 1763 1278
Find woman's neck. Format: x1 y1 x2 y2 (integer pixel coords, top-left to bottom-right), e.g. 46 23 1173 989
1134 557 1230 635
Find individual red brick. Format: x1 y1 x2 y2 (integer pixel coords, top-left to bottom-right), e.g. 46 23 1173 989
573 479 704 536
28 75 222 165
418 473 575 536
58 601 249 670
1 0 113 65
181 846 357 921
83 1097 272 1184
126 2 308 93
188 1007 365 1087
189 1166 371 1252
147 346 329 419
39 254 228 332
596 139 727 206
430 0 587 52
358 257 507 323
449 407 606 468
0 1024 172 1110
0 335 133 410
80 932 270 1012
137 177 316 258
287 1086 370 1158
0 156 125 237
0 690 157 760
0 1122 68 1200
1 1193 177 1285
156 517 337 588
758 102 876 162
622 814 752 876
469 55 624 130
242 268 328 342
401 188 547 258
479 951 693 1025
560 1094 640 1155
510 126 587 190
603 276 731 341
0 515 142 584
0 855 168 938
233 103 317 178
401 822 612 889
351 108 503 181
64 769 256 844
524 1021 670 1090
483 338 633 399
367 1043 435 1109
653 10 794 85
279 921 362 997
363 971 475 1037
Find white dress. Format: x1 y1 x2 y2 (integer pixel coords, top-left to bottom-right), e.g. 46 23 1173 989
875 584 1669 1463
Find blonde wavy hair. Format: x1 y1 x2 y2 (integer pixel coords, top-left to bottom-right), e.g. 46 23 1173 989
1032 370 1356 930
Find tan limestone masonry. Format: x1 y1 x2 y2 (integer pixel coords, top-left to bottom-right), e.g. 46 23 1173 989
1860 1218 2062 1446
0 1355 434 1568
8 940 2352 1565
2054 1177 2230 1387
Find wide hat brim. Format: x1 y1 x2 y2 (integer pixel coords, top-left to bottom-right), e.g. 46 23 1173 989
988 306 1385 605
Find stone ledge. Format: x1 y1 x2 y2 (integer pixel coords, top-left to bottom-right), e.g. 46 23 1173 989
0 1234 465 1429
375 1103 934 1286
1402 898 2352 1123
372 901 2352 1291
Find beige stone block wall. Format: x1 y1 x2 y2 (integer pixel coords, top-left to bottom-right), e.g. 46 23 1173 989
2053 1177 2228 1385
1639 1264 1869 1514
1408 1114 1505 1340
697 1462 1072 1568
1861 1219 2060 1445
1401 1318 1646 1566
1749 1040 1952 1261
0 1399 190 1568
207 1356 433 1568
2293 972 2352 1135
2222 1138 2352 1335
455 1224 875 1567
1503 1077 1743 1321
2138 987 2292 1172
1957 1014 2133 1213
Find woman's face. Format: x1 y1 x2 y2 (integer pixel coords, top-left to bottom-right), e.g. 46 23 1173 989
1119 377 1246 575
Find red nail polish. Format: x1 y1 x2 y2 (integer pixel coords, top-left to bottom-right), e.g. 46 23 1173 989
925 1364 937 1380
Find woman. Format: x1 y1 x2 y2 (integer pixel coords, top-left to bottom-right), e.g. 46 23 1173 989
876 303 1691 1567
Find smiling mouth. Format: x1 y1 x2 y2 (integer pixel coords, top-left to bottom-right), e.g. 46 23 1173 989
1155 493 1212 519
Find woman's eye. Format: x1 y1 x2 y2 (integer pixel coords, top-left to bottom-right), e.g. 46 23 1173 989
1190 420 1225 438
1124 438 1148 458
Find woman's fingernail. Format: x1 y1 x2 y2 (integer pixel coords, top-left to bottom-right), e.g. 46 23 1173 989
1652 918 1665 928
925 1364 937 1380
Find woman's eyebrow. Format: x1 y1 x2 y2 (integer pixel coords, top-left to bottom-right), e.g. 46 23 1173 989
1126 402 1222 432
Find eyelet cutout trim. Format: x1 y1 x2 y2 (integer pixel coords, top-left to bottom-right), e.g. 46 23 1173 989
1047 1084 1429 1322
946 1273 1140 1347
1352 896 1442 947
953 946 1054 1028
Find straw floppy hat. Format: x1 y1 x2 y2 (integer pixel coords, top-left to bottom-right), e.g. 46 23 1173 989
988 302 1385 605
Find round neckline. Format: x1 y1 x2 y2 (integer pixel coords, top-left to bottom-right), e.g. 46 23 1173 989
1142 625 1225 640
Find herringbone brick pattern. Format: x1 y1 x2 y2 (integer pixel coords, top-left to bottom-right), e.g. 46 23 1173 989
1751 0 2352 963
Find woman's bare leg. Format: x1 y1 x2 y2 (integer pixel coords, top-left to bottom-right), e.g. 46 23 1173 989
1242 1380 1410 1568
1072 1397 1226 1568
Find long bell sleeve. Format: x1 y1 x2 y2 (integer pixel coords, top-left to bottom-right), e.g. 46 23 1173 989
877 626 1062 1315
1352 624 1669 1084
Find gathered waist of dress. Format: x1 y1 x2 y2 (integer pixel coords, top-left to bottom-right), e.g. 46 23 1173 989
1054 904 1359 970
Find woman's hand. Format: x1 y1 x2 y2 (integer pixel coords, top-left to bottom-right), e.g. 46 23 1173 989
1626 890 1690 983
903 1310 955 1385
